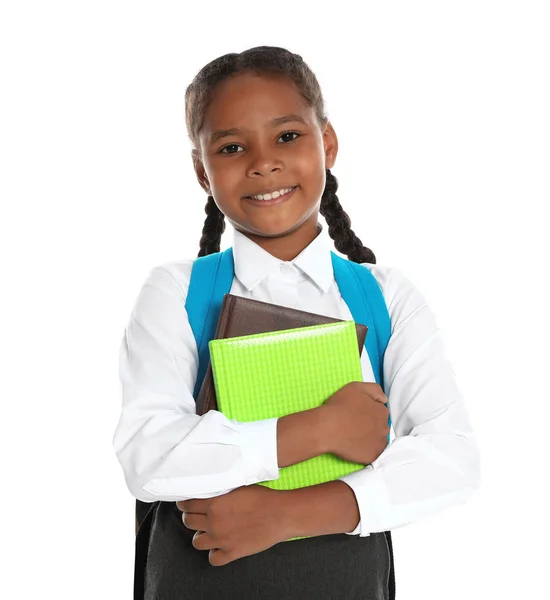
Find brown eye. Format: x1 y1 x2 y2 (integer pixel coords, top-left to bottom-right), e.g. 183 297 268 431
279 132 300 143
219 144 243 154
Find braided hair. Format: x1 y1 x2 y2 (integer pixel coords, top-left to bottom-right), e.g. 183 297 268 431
184 46 376 264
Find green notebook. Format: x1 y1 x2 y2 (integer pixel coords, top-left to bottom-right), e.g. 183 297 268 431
209 321 364 539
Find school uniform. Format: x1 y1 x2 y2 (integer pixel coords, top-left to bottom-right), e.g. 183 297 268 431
114 224 480 599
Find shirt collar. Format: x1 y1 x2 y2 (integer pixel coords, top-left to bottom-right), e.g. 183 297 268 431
231 224 334 293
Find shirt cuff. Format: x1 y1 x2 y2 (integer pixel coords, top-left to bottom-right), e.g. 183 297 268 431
339 466 391 537
231 417 281 485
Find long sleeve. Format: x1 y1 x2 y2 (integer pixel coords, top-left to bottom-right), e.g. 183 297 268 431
112 264 280 503
339 266 481 536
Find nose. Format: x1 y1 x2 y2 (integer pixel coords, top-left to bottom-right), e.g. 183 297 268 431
246 147 284 177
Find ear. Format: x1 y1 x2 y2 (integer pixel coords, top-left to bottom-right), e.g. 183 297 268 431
322 121 338 170
192 149 212 195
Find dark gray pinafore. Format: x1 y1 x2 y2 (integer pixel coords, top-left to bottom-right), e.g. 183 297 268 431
134 499 395 599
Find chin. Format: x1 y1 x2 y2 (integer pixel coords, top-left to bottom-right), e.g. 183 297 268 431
231 210 314 239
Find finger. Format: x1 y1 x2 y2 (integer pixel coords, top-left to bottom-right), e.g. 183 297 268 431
364 384 387 404
176 499 208 514
182 512 208 531
192 531 216 551
209 548 233 567
371 397 387 406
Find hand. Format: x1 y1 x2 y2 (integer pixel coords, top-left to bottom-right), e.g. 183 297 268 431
321 381 390 465
176 485 289 566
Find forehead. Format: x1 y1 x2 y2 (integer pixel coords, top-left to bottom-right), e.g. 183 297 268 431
201 72 315 133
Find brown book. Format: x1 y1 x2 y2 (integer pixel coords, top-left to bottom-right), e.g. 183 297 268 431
195 294 367 415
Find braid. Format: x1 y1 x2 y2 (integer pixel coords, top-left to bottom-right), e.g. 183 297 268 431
198 195 226 257
320 170 377 264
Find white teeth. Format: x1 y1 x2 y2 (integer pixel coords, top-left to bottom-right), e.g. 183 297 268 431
251 187 294 201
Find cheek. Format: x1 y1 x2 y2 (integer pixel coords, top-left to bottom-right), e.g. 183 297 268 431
295 143 326 178
209 163 242 195
300 160 328 198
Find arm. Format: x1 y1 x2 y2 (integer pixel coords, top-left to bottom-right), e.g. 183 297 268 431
113 264 280 502
282 480 360 537
113 263 328 503
334 266 480 536
276 407 327 467
271 267 480 540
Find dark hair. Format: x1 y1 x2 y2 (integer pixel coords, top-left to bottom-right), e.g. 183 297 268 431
184 46 376 264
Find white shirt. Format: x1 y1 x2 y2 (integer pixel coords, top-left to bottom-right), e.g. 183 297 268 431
113 225 480 537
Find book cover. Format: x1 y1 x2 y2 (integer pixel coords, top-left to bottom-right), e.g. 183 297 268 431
196 294 367 415
208 321 365 492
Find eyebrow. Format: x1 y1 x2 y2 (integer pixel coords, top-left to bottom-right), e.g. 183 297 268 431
208 114 309 145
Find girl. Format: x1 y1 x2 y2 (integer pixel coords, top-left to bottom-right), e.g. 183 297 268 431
114 46 480 600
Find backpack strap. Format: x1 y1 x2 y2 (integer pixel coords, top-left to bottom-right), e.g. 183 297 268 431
330 252 391 393
185 248 235 398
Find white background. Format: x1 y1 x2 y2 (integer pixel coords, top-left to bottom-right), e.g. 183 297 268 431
1 1 548 598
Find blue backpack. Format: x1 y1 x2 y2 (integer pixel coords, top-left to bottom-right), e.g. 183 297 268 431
186 247 392 408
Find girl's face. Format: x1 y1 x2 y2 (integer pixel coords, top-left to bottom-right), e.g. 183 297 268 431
193 72 338 259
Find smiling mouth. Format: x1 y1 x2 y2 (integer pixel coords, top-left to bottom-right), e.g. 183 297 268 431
244 186 298 206
244 185 299 205
244 186 298 200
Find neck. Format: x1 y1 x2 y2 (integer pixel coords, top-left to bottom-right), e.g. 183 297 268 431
240 221 322 262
